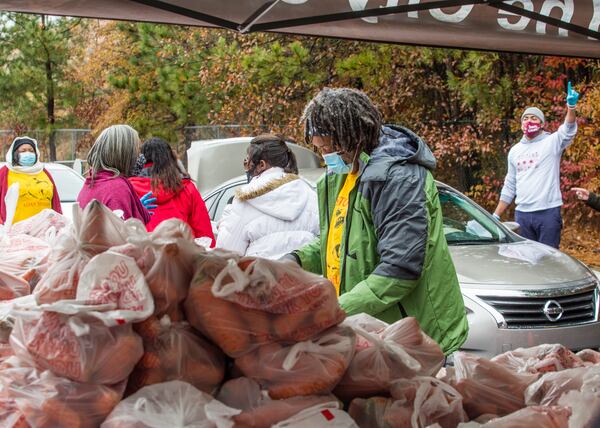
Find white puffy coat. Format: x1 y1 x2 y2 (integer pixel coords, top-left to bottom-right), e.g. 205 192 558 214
216 167 319 259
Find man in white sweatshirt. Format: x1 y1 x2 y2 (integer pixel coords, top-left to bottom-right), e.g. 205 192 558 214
493 82 579 248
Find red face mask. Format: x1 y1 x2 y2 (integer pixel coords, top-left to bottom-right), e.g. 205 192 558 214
522 121 542 138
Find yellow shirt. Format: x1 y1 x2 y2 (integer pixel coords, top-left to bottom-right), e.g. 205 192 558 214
7 170 54 223
326 173 359 296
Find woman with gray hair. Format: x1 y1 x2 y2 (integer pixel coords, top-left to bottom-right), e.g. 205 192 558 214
77 124 155 223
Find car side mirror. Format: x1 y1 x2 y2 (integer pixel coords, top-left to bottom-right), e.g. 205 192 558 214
502 221 520 234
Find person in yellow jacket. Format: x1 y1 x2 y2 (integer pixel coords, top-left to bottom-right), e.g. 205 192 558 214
0 136 62 224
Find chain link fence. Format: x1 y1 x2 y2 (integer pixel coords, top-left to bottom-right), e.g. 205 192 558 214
2 125 279 165
0 129 92 162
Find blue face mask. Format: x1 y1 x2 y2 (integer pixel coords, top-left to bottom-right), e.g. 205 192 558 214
18 152 37 167
322 152 350 174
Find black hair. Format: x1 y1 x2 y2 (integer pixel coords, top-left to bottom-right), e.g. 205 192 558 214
302 87 382 170
248 134 298 174
141 137 187 193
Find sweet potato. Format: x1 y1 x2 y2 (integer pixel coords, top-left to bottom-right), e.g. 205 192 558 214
11 311 143 385
452 352 539 419
0 272 30 301
217 377 339 428
335 315 445 401
236 326 355 399
186 256 345 358
348 377 467 428
0 365 124 428
127 318 225 396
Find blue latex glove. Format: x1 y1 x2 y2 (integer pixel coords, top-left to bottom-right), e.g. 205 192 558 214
140 191 157 214
566 81 579 108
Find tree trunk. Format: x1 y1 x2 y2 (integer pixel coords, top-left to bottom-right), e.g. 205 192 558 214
42 15 57 161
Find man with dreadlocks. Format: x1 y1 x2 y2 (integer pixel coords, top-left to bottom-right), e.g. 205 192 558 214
287 87 468 355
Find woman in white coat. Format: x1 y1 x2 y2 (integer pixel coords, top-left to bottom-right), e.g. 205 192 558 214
216 134 319 259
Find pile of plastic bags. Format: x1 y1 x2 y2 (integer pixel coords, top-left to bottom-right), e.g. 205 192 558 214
0 200 600 427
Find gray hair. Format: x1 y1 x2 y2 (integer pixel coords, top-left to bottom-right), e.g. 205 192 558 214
302 88 382 168
87 125 140 178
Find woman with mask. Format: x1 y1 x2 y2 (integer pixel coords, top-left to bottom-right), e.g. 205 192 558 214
0 136 62 224
129 137 215 245
77 124 155 223
216 134 319 259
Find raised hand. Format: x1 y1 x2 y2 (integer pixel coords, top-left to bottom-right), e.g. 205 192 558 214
566 81 579 108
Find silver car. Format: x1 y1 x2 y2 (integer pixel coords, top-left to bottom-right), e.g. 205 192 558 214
202 170 598 358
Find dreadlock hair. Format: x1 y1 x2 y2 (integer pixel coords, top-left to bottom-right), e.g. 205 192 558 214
248 134 299 174
302 87 382 172
141 137 186 193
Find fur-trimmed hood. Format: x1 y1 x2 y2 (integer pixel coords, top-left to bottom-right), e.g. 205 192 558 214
235 167 313 222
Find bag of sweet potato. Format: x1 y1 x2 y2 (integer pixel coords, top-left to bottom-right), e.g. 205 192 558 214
185 255 346 357
0 363 125 428
334 314 445 401
127 315 225 396
34 201 129 304
236 326 355 399
101 380 239 428
348 376 467 428
10 303 143 385
217 377 341 428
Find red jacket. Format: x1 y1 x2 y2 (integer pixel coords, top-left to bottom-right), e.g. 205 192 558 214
0 165 62 224
129 174 215 246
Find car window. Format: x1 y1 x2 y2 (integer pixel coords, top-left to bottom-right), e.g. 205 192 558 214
214 183 243 221
47 168 85 202
439 189 510 245
204 191 220 218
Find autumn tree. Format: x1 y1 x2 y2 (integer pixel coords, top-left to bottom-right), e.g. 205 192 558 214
0 13 84 160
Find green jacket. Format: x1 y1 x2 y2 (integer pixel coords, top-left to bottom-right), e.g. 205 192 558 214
294 125 468 354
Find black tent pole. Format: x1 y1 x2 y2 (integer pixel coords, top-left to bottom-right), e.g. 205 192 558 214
128 0 239 30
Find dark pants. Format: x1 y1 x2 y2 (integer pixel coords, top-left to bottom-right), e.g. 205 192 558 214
515 207 562 249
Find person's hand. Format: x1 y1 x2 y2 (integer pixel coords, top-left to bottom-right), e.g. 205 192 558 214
140 191 158 214
566 81 579 108
571 187 590 201
492 213 501 221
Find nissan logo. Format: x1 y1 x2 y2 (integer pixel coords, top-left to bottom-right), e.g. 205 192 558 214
543 300 564 322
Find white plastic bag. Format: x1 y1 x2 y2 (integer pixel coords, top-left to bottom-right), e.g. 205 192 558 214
336 314 444 401
235 326 356 399
10 209 70 242
348 377 467 428
75 251 154 325
491 344 584 374
217 377 339 428
10 302 143 385
101 380 240 428
273 402 358 428
0 364 125 428
186 256 345 357
34 200 129 303
525 365 600 406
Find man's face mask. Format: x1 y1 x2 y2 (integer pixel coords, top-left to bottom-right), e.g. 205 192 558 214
322 152 350 175
522 120 542 138
18 152 36 167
